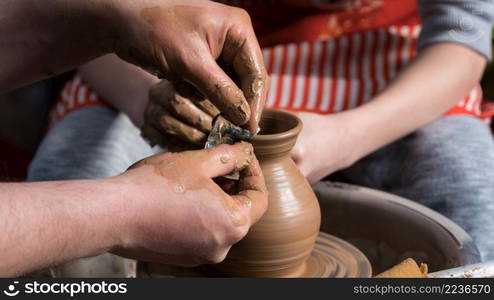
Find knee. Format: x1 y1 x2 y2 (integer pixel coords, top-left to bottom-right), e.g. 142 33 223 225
396 116 494 209
28 107 155 181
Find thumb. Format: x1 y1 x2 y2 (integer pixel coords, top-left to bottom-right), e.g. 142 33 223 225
197 142 254 179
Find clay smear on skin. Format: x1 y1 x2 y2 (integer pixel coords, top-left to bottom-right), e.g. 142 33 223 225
155 160 186 194
167 92 213 132
159 114 206 145
226 40 267 129
142 3 267 133
141 5 252 127
212 82 250 126
150 143 254 227
219 142 255 227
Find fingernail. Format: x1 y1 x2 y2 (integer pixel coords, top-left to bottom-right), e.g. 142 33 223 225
243 143 253 156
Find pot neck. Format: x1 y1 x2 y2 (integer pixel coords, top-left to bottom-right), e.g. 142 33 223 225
251 110 302 159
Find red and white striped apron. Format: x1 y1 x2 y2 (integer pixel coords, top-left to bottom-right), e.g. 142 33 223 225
50 0 491 126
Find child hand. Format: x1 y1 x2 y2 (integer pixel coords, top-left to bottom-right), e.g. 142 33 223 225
291 112 356 183
142 80 219 151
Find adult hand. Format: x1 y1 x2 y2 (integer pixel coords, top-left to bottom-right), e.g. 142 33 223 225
115 0 267 133
291 112 356 184
141 80 220 150
111 142 268 266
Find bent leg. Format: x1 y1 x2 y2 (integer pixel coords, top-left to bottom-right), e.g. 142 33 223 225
342 115 494 261
28 106 161 181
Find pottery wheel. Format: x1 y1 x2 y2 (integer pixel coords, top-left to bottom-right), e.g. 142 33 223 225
297 232 372 278
141 232 372 278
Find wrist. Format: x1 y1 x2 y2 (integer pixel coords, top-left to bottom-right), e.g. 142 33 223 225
322 113 361 169
52 177 134 256
342 95 403 162
100 171 159 252
126 75 159 127
64 178 127 255
6 179 129 272
94 176 137 252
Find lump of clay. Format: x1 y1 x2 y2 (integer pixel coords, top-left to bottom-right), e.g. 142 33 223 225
374 258 428 278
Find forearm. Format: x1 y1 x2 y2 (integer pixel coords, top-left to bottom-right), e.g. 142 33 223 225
79 55 159 127
0 179 126 276
0 0 121 93
342 43 487 162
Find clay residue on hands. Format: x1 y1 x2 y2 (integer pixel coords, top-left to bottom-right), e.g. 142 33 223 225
233 141 254 170
232 46 266 122
145 81 213 150
374 258 428 278
166 92 213 132
195 99 220 117
134 141 254 192
221 28 268 133
219 142 264 228
140 2 266 137
210 82 251 126
158 114 207 145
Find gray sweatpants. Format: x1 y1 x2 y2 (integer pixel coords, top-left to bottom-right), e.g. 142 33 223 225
28 106 494 262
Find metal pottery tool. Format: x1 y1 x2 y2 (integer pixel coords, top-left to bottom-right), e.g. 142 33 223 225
205 115 254 180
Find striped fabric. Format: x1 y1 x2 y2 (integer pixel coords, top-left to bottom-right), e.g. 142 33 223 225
264 25 419 112
49 0 488 127
262 24 482 115
49 76 103 126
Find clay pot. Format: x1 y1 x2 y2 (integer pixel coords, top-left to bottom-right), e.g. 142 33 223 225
208 109 321 277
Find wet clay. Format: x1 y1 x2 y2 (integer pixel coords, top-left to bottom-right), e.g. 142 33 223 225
141 110 371 278
204 110 321 277
205 115 254 180
159 113 207 145
300 232 372 277
375 258 428 278
166 91 213 133
147 81 210 146
142 232 371 278
205 115 253 149
139 5 253 126
195 99 221 117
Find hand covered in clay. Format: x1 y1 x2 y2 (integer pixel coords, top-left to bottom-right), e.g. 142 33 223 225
115 0 267 133
112 142 268 266
142 80 220 150
291 112 356 184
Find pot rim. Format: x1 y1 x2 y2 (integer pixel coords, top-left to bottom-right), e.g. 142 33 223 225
253 109 303 142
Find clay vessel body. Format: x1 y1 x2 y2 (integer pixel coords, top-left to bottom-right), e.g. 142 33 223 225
209 109 321 277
